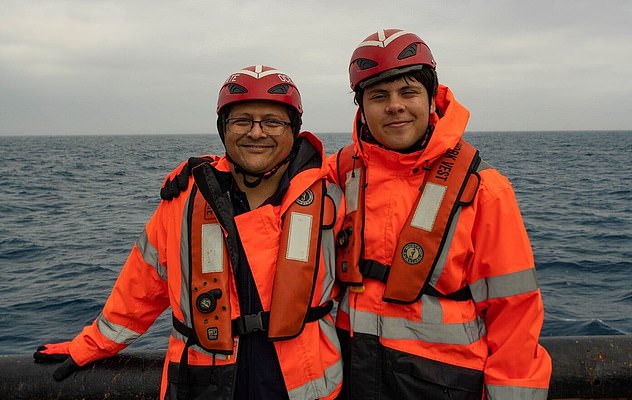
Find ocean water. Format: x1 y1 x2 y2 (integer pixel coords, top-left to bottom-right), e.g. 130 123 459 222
1 131 630 355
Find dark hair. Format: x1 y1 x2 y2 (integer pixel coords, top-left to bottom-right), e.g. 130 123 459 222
354 66 437 109
216 104 302 141
287 106 302 135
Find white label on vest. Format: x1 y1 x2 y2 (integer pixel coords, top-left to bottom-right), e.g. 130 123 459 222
411 182 447 232
201 223 224 273
286 212 313 262
345 168 361 213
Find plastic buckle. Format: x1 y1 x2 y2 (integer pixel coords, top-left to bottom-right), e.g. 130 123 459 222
361 260 390 283
241 312 265 334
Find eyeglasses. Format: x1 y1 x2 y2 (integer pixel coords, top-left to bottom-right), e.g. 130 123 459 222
225 118 291 136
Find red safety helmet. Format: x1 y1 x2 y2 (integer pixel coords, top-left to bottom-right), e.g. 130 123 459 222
349 29 436 91
216 65 303 115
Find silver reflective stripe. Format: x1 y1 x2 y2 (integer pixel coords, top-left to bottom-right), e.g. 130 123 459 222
470 268 539 303
486 384 548 400
339 289 350 315
201 223 223 273
477 160 494 172
319 311 341 353
320 183 343 303
411 182 447 231
288 356 343 400
320 225 336 303
136 230 167 281
320 228 335 297
344 168 361 213
327 182 343 212
428 207 461 287
348 292 360 334
352 309 485 345
96 313 141 345
169 327 231 360
180 194 192 327
286 212 312 262
421 295 442 323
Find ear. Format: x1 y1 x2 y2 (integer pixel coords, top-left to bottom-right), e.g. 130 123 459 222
430 97 436 114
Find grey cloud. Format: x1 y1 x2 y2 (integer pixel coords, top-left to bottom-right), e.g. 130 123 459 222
1 0 631 135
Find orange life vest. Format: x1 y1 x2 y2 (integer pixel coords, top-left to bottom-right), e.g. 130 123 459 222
335 139 480 304
182 163 333 353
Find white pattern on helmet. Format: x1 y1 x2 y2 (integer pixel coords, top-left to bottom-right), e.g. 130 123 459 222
356 29 413 49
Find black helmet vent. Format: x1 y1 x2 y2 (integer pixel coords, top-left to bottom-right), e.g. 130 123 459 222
228 83 248 94
398 44 418 60
356 58 378 70
268 84 289 95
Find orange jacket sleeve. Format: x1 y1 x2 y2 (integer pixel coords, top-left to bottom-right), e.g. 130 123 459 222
68 204 171 367
469 169 552 395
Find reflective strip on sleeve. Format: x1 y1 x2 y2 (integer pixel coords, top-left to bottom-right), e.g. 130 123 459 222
96 313 141 345
411 182 447 231
486 384 548 400
470 268 539 303
136 230 167 281
344 168 361 213
201 223 224 273
286 212 313 262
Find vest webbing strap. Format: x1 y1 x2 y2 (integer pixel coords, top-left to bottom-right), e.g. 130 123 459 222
359 259 472 301
172 300 333 399
360 259 390 283
171 315 200 400
172 300 333 340
232 300 333 336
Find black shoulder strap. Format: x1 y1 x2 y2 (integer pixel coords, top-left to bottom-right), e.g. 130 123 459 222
335 144 359 189
160 157 213 200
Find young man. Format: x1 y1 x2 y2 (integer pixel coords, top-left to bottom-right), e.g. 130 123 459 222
34 65 344 400
330 29 552 400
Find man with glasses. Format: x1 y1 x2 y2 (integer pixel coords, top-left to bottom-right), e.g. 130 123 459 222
34 65 344 400
330 30 551 399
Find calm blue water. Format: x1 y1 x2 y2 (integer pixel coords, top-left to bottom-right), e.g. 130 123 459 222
1 131 631 355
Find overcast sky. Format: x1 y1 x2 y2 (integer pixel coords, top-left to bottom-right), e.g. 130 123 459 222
1 0 631 135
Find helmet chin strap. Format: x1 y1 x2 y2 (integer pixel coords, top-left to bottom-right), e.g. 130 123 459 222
227 152 293 189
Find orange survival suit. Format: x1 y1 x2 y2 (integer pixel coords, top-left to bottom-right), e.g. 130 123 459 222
63 132 344 399
328 85 552 400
